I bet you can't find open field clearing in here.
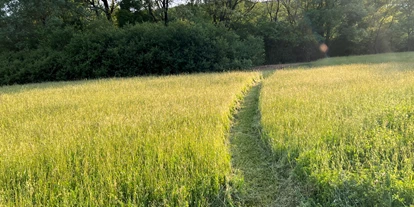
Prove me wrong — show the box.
[0,72,259,206]
[261,53,414,206]
[312,52,414,67]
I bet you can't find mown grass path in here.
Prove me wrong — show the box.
[229,72,286,206]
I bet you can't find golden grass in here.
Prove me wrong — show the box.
[0,72,260,206]
[261,55,414,205]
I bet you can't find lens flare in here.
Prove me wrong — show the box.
[319,43,329,53]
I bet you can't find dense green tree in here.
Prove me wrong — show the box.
[82,0,119,21]
[398,0,414,51]
[116,0,153,26]
[328,0,368,56]
[202,0,257,26]
[0,0,88,51]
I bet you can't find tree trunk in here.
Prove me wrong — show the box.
[145,0,158,22]
[102,0,112,21]
[87,0,100,17]
[275,0,280,22]
[374,16,386,54]
[163,0,169,26]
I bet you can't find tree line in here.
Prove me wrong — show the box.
[0,0,412,85]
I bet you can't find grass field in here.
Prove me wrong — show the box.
[0,72,260,206]
[2,52,414,206]
[311,52,414,67]
[260,52,414,206]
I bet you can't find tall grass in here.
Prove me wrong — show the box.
[260,54,414,206]
[0,72,259,206]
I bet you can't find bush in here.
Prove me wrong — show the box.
[0,21,264,86]
[0,49,63,85]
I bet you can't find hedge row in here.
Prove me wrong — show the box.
[0,21,264,85]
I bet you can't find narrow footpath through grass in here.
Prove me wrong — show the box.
[229,71,303,207]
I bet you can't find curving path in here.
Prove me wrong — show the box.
[229,71,301,207]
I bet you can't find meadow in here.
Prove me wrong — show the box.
[0,72,260,206]
[2,51,414,206]
[260,52,414,206]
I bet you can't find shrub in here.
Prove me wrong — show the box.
[0,21,264,86]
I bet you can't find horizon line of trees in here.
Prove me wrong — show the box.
[0,0,413,85]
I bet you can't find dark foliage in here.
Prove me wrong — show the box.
[0,21,264,85]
